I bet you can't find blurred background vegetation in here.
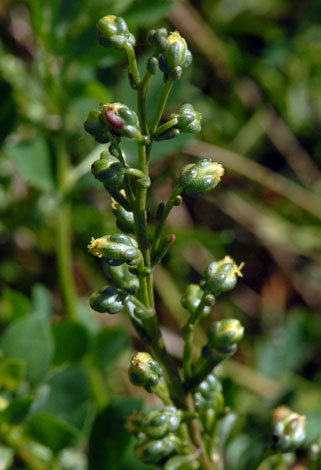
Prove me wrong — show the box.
[0,0,320,469]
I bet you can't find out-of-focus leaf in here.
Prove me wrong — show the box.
[32,284,52,319]
[305,411,321,442]
[256,309,311,378]
[0,446,14,470]
[0,314,53,385]
[0,359,26,392]
[53,321,89,365]
[88,397,143,470]
[224,435,252,470]
[76,300,100,334]
[36,365,92,431]
[6,138,55,192]
[91,328,129,369]
[1,288,31,322]
[125,0,177,25]
[217,412,238,447]
[0,397,33,425]
[25,412,80,454]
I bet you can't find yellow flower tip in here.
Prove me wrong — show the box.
[168,31,187,47]
[132,352,150,368]
[237,262,245,278]
[215,162,224,179]
[88,236,108,258]
[102,15,116,23]
[103,102,121,112]
[218,256,244,278]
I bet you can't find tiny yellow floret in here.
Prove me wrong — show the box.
[88,236,109,258]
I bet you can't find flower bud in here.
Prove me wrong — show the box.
[158,31,192,74]
[89,286,125,314]
[178,160,224,197]
[84,110,108,143]
[170,104,201,134]
[147,56,159,74]
[153,128,180,141]
[129,352,162,392]
[108,264,139,293]
[142,407,182,439]
[165,455,200,470]
[193,373,224,435]
[147,28,169,51]
[88,233,140,266]
[112,198,135,233]
[271,406,306,452]
[126,410,144,438]
[181,284,211,317]
[91,152,125,187]
[205,256,243,295]
[101,103,139,138]
[96,15,135,49]
[207,319,244,354]
[135,434,181,465]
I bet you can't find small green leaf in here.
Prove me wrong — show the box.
[53,321,89,365]
[0,314,53,385]
[0,358,26,392]
[6,137,55,192]
[25,412,80,454]
[91,328,129,369]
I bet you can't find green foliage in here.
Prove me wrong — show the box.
[6,138,55,193]
[0,314,53,385]
[25,413,80,454]
[0,359,26,392]
[91,328,129,369]
[88,397,144,470]
[53,321,89,365]
[0,0,320,469]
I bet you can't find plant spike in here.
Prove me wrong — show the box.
[84,14,307,470]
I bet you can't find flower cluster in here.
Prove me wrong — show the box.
[85,14,308,470]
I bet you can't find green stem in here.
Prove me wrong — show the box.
[185,397,213,470]
[124,44,140,86]
[49,456,59,470]
[151,185,182,258]
[185,349,231,392]
[133,71,154,307]
[125,53,212,470]
[105,132,135,208]
[150,81,174,133]
[183,289,210,380]
[153,117,178,137]
[55,138,77,320]
[151,377,172,405]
